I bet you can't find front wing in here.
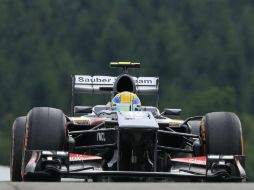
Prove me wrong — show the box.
[23,150,247,182]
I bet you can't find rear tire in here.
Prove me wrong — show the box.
[10,116,26,181]
[23,107,66,181]
[202,112,243,155]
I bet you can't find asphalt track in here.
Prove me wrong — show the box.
[0,182,254,190]
[1,166,253,190]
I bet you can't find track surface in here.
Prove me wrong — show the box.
[1,166,253,190]
[1,182,254,190]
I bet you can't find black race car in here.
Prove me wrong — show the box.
[10,62,247,182]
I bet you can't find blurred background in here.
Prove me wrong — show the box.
[0,0,253,180]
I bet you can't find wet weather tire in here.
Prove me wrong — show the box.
[10,116,26,181]
[203,112,243,155]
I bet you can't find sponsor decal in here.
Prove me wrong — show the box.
[171,156,206,165]
[75,75,157,86]
[97,132,106,142]
[69,117,91,125]
[168,119,184,126]
[69,153,101,162]
[75,75,115,85]
[136,77,158,86]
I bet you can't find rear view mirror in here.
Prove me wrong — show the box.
[163,108,182,116]
[74,106,92,114]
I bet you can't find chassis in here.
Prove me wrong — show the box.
[11,62,247,182]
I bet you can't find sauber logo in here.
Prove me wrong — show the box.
[69,153,101,161]
[75,75,157,86]
[76,76,115,85]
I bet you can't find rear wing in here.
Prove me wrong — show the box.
[72,75,159,95]
[71,75,159,115]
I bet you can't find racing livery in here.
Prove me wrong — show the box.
[10,62,247,182]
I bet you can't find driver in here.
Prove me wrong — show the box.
[112,91,141,111]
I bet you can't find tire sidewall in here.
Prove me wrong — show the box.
[10,116,26,181]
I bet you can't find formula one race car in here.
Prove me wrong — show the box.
[10,62,247,182]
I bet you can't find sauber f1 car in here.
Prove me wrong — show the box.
[10,62,247,182]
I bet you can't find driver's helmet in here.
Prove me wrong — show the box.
[112,91,141,111]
